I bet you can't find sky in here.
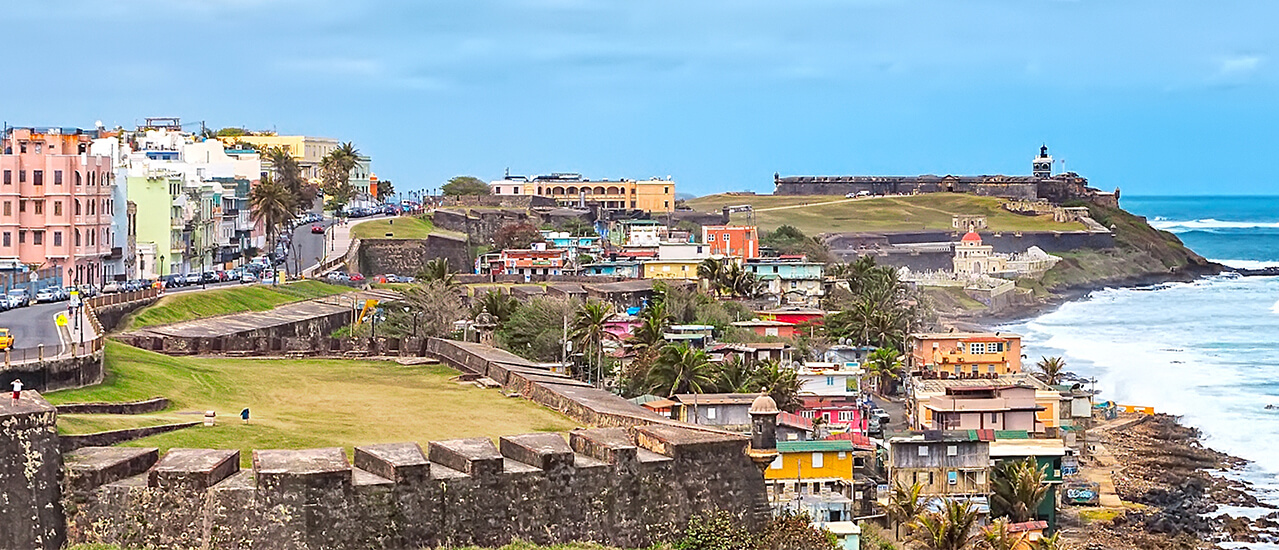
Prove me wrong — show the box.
[4,0,1279,197]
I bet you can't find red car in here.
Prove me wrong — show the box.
[311,224,324,234]
[348,273,366,282]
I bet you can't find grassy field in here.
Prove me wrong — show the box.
[684,193,1084,234]
[48,343,579,466]
[125,280,352,330]
[351,215,465,239]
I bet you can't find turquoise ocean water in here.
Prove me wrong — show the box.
[1000,196,1279,538]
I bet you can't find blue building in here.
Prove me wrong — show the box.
[745,257,825,306]
[581,260,642,278]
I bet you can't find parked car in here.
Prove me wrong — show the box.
[162,275,184,288]
[325,272,350,282]
[0,328,13,350]
[6,289,30,308]
[871,408,891,425]
[35,288,59,303]
[184,273,202,285]
[311,224,325,234]
[348,273,365,282]
[240,272,258,284]
[202,271,218,284]
[102,282,122,294]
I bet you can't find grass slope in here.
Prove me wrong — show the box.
[126,280,351,330]
[49,343,579,466]
[352,215,445,239]
[684,193,1084,234]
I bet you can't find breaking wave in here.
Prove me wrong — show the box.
[1150,218,1279,233]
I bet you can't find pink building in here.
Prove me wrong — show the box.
[925,385,1044,433]
[0,128,116,285]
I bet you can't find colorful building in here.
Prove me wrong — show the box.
[923,385,1045,433]
[581,260,642,278]
[0,127,117,285]
[908,375,1067,435]
[730,319,801,338]
[756,306,828,325]
[218,134,337,181]
[887,432,991,501]
[643,259,701,280]
[490,172,675,213]
[702,224,760,259]
[488,246,566,276]
[745,257,825,306]
[765,440,865,497]
[906,332,1023,376]
[989,438,1067,533]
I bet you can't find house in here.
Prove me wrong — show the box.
[610,219,667,246]
[906,332,1023,376]
[657,242,709,261]
[581,260,642,278]
[756,306,828,326]
[823,345,877,366]
[541,231,603,266]
[923,385,1045,433]
[989,438,1068,533]
[671,393,757,427]
[603,314,641,340]
[778,412,815,441]
[765,440,862,496]
[800,395,867,433]
[487,244,567,277]
[629,394,678,418]
[643,259,702,280]
[745,257,825,306]
[777,495,861,550]
[908,375,1068,436]
[582,279,662,310]
[888,431,991,502]
[710,342,792,365]
[731,319,801,338]
[665,324,715,348]
[702,224,760,260]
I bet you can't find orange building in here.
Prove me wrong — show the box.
[701,225,759,259]
[906,332,1022,376]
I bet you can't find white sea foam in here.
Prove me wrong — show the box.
[1273,300,1279,314]
[1150,218,1279,233]
[1209,259,1279,270]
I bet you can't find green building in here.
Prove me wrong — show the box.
[989,438,1067,534]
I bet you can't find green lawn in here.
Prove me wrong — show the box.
[48,343,580,466]
[684,193,1084,234]
[125,280,352,330]
[352,215,445,239]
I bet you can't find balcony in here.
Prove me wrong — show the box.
[105,247,123,260]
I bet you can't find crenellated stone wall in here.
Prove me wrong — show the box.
[0,391,65,550]
[63,425,766,550]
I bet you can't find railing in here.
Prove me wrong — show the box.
[85,287,160,309]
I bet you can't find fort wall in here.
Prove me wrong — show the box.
[354,235,471,276]
[0,391,65,550]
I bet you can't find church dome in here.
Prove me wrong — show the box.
[750,393,780,415]
[961,231,982,243]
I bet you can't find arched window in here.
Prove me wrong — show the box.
[75,230,81,247]
[75,172,82,186]
[594,186,605,195]
[75,200,81,215]
[567,187,578,195]
[607,186,621,195]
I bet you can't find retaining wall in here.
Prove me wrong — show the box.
[355,235,470,276]
[0,349,104,393]
[0,391,64,550]
[55,397,170,415]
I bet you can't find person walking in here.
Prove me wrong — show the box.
[11,378,22,402]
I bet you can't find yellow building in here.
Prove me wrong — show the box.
[642,260,701,280]
[217,135,338,180]
[765,440,863,498]
[490,173,675,213]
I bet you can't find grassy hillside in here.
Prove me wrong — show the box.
[684,193,1084,234]
[125,280,352,330]
[351,215,438,239]
[49,342,579,467]
[1038,202,1217,291]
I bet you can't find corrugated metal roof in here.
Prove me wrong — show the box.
[778,440,857,453]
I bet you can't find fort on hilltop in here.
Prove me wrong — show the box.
[774,145,1119,207]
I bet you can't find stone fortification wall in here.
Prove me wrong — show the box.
[825,230,1114,254]
[65,424,765,550]
[442,195,558,209]
[774,180,1039,201]
[355,235,470,276]
[0,391,65,550]
[55,397,170,415]
[432,208,531,245]
[0,349,104,393]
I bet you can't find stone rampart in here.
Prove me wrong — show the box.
[441,195,558,209]
[0,349,104,393]
[64,425,765,550]
[355,235,470,276]
[55,397,171,415]
[0,391,65,550]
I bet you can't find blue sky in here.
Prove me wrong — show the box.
[4,1,1278,196]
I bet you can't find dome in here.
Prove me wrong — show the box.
[749,393,780,415]
[961,231,982,243]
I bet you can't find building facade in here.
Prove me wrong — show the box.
[0,127,117,285]
[746,257,825,306]
[702,225,759,260]
[907,332,1023,376]
[490,173,675,213]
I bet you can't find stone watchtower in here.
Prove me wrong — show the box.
[0,391,65,550]
[747,393,780,473]
[1033,145,1053,178]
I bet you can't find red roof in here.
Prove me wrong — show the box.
[778,412,814,431]
[961,231,982,243]
[823,431,875,450]
[1007,520,1048,533]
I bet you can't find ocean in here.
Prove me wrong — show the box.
[1000,196,1279,531]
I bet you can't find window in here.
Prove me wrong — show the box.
[34,143,41,154]
[17,231,23,244]
[947,445,958,456]
[990,412,999,423]
[2,202,8,216]
[53,232,61,246]
[33,201,42,215]
[826,376,835,386]
[947,470,958,485]
[969,342,986,354]
[708,234,715,241]
[800,410,814,419]
[2,232,9,247]
[75,172,81,186]
[991,342,1004,352]
[706,407,717,420]
[54,170,62,185]
[512,187,519,195]
[838,410,853,421]
[33,170,43,185]
[811,452,824,468]
[18,201,25,213]
[664,186,669,194]
[19,142,26,153]
[2,170,9,184]
[33,232,42,245]
[53,201,61,216]
[75,230,81,247]
[75,200,81,215]
[664,200,670,208]
[19,170,26,183]
[918,445,929,457]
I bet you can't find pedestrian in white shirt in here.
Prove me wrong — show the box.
[11,379,22,401]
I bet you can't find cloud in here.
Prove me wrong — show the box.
[1218,54,1264,76]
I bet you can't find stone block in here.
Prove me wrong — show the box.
[500,433,574,472]
[569,428,638,466]
[354,442,430,484]
[633,424,748,459]
[252,447,351,489]
[64,446,159,492]
[148,448,239,490]
[428,438,503,480]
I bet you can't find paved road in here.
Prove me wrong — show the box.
[288,219,336,275]
[0,301,70,353]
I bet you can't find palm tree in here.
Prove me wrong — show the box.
[991,457,1050,523]
[982,518,1028,550]
[416,258,456,287]
[698,258,726,296]
[715,355,757,393]
[886,480,924,539]
[472,290,517,324]
[1034,356,1067,385]
[750,360,802,412]
[249,176,293,257]
[647,343,716,399]
[910,498,982,550]
[570,300,614,386]
[863,347,903,395]
[264,146,304,213]
[320,142,361,210]
[629,303,669,355]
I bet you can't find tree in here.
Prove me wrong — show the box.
[982,518,1029,550]
[264,147,307,214]
[757,510,839,550]
[990,457,1050,523]
[1034,356,1067,386]
[214,127,247,137]
[321,142,360,211]
[647,343,716,398]
[416,258,456,287]
[760,224,835,264]
[376,179,395,203]
[441,175,490,196]
[249,176,293,258]
[1031,532,1064,550]
[698,258,727,296]
[749,360,803,412]
[497,296,577,362]
[401,280,465,338]
[715,355,757,393]
[863,347,903,395]
[570,299,614,385]
[472,289,517,325]
[886,480,924,539]
[909,498,982,550]
[493,222,544,250]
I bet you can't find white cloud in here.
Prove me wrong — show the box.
[1218,54,1264,76]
